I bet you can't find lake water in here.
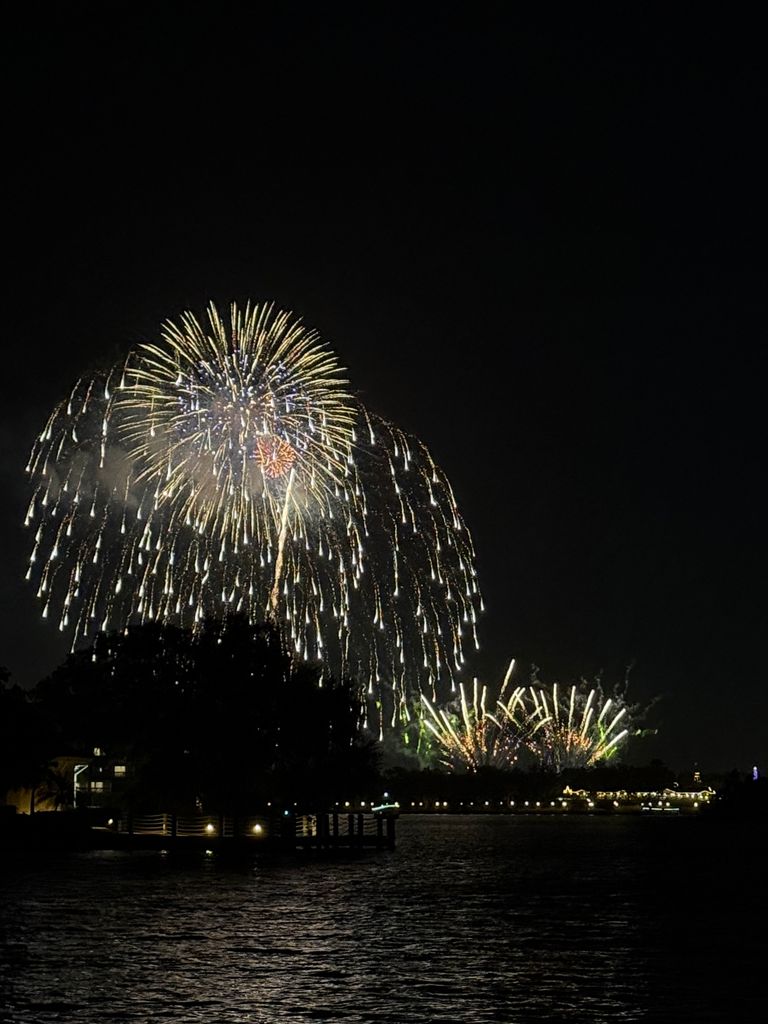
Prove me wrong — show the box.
[1,814,764,1023]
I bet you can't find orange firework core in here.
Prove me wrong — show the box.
[255,435,296,478]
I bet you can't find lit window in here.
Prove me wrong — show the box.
[91,781,105,792]
[113,765,126,776]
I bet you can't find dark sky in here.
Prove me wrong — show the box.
[2,5,765,773]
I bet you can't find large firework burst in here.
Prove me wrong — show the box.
[25,302,482,730]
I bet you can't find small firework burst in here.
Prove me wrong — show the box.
[499,672,634,771]
[420,660,529,771]
[254,435,298,478]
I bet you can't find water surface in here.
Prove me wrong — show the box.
[1,814,764,1022]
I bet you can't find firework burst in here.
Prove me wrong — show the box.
[25,301,481,730]
[422,660,639,773]
[499,674,633,771]
[421,661,530,771]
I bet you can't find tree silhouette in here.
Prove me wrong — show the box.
[25,616,377,813]
[1,669,53,809]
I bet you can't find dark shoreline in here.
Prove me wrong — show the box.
[1,802,761,862]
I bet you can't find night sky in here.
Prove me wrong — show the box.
[2,6,765,773]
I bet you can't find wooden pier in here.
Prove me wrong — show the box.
[88,809,396,853]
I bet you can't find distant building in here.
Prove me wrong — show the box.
[2,749,133,813]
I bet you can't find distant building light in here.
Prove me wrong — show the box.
[114,765,126,776]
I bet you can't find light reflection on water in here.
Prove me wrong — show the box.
[1,815,764,1023]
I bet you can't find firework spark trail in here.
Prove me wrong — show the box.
[269,467,296,615]
[25,301,482,731]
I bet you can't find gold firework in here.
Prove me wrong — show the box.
[24,301,483,733]
[499,679,632,771]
